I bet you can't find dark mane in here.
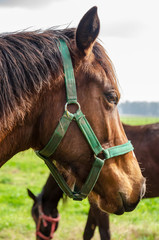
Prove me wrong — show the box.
[0,28,75,131]
[0,27,117,132]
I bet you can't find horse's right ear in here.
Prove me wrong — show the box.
[27,188,37,202]
[76,6,100,56]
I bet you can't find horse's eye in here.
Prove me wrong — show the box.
[105,91,118,105]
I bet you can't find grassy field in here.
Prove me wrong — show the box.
[121,115,159,125]
[0,116,159,240]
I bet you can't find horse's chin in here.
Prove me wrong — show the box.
[99,199,126,216]
[89,192,122,215]
[97,196,125,215]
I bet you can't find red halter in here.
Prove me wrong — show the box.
[36,205,60,240]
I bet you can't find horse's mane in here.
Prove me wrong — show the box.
[0,28,75,131]
[0,28,117,132]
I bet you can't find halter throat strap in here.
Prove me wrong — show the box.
[36,39,134,201]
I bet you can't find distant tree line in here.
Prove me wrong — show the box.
[118,101,159,116]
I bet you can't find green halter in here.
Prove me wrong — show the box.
[36,39,134,201]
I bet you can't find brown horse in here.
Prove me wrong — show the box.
[28,122,159,240]
[0,6,145,215]
[27,176,63,240]
[83,122,159,239]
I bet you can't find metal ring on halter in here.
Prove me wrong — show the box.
[94,148,107,161]
[65,101,81,117]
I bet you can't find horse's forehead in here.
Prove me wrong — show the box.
[78,54,118,91]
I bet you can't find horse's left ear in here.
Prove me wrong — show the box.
[76,6,100,56]
[27,188,37,203]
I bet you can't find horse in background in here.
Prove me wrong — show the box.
[123,123,159,198]
[28,123,159,239]
[0,6,145,215]
[27,175,63,240]
[28,174,110,240]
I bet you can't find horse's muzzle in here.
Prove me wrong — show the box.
[115,178,146,215]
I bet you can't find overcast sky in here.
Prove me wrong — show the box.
[0,0,158,102]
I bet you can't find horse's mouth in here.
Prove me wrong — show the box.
[115,192,140,215]
[98,192,140,215]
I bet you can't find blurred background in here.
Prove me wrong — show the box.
[0,1,159,239]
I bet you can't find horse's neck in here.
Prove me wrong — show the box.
[0,123,35,166]
[42,174,63,212]
[0,91,52,166]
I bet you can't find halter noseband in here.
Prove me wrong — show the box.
[36,204,60,240]
[36,39,134,201]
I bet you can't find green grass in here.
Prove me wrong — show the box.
[110,198,159,240]
[121,115,159,125]
[0,116,159,239]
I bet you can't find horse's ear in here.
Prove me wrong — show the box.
[27,188,37,202]
[76,6,100,55]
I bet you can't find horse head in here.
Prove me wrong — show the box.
[38,7,145,214]
[27,188,61,240]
